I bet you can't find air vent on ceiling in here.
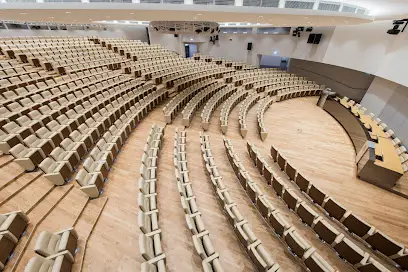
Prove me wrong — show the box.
[140,0,161,3]
[6,0,36,2]
[356,8,366,14]
[261,0,279,7]
[214,0,234,5]
[285,0,315,9]
[257,27,291,35]
[90,0,132,2]
[243,0,261,6]
[221,27,253,34]
[163,0,184,3]
[193,0,214,4]
[318,2,340,11]
[341,5,357,13]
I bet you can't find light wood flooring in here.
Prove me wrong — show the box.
[0,94,407,271]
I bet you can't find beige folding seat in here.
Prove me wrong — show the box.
[114,119,131,138]
[225,204,244,226]
[304,251,335,272]
[65,108,85,125]
[83,157,109,179]
[31,94,47,105]
[202,253,223,272]
[89,142,113,165]
[24,134,53,157]
[3,90,18,101]
[397,146,407,155]
[0,211,29,241]
[248,241,280,272]
[96,138,118,158]
[60,137,86,160]
[341,213,374,239]
[9,144,44,171]
[7,101,29,115]
[0,106,20,123]
[3,121,31,141]
[20,97,38,109]
[34,228,78,258]
[139,232,164,262]
[50,147,79,171]
[246,182,263,204]
[284,228,314,259]
[358,257,389,272]
[365,231,403,257]
[392,137,401,147]
[270,146,278,162]
[312,217,340,245]
[295,172,310,193]
[235,221,259,248]
[78,123,99,144]
[333,235,369,265]
[92,111,110,130]
[0,130,21,154]
[138,210,159,234]
[0,231,18,271]
[186,212,206,235]
[272,177,284,197]
[56,114,78,133]
[385,129,394,139]
[74,104,92,119]
[69,129,92,150]
[140,164,157,183]
[323,198,347,221]
[28,110,51,126]
[103,131,123,150]
[39,104,60,120]
[283,189,301,211]
[39,157,72,185]
[269,210,290,237]
[35,127,63,148]
[75,169,104,198]
[138,192,157,213]
[24,251,74,272]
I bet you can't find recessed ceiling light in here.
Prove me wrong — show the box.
[89,19,92,21]
[197,13,202,15]
[20,13,27,15]
[49,16,55,19]
[259,15,263,17]
[129,12,134,15]
[65,11,71,14]
[256,23,260,25]
[190,38,193,41]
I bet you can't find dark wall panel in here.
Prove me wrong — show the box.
[288,58,374,102]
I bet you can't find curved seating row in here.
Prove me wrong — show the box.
[264,82,316,96]
[238,92,261,138]
[257,96,274,141]
[200,85,237,131]
[268,144,407,271]
[249,142,393,271]
[224,69,282,84]
[75,85,168,198]
[173,129,223,272]
[173,67,233,92]
[8,76,144,171]
[200,133,279,272]
[224,138,334,272]
[219,88,249,134]
[0,211,29,270]
[239,75,303,90]
[276,86,323,101]
[182,82,227,127]
[163,79,217,124]
[138,124,166,272]
[25,227,78,272]
[163,64,220,88]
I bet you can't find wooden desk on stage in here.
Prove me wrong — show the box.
[322,97,403,189]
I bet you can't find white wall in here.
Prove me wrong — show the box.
[0,25,149,41]
[260,55,282,67]
[361,77,408,146]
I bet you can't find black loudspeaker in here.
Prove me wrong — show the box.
[307,34,315,44]
[247,42,252,50]
[313,34,322,44]
[174,34,178,38]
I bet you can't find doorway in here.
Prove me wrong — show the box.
[184,43,198,58]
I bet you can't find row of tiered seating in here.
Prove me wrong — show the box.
[238,92,261,137]
[257,96,274,141]
[239,75,304,91]
[0,211,29,270]
[163,79,218,124]
[276,86,323,101]
[200,85,237,131]
[219,88,249,134]
[181,82,227,127]
[266,144,407,271]
[200,133,279,272]
[224,138,335,272]
[25,228,78,272]
[174,129,223,271]
[172,67,233,91]
[340,97,408,172]
[224,68,282,84]
[263,81,315,96]
[138,124,166,272]
[193,53,256,70]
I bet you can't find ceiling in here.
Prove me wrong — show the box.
[0,3,373,26]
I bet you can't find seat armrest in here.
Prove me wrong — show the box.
[46,250,74,262]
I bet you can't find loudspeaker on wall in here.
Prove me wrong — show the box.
[247,42,252,50]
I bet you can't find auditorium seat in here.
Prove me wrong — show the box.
[83,157,110,179]
[357,257,390,272]
[365,231,403,257]
[263,166,273,185]
[192,230,217,260]
[75,169,104,198]
[304,251,335,272]
[295,173,310,193]
[333,235,369,265]
[202,253,223,272]
[3,121,31,141]
[0,211,29,241]
[277,154,286,171]
[308,185,327,206]
[139,231,164,262]
[39,157,72,185]
[246,182,263,203]
[0,129,20,154]
[138,210,159,234]
[9,144,44,171]
[47,120,71,138]
[313,218,340,245]
[284,228,314,259]
[285,162,296,181]
[24,134,53,157]
[25,251,74,272]
[141,259,166,272]
[236,221,258,247]
[269,210,290,237]
[341,212,374,239]
[36,127,63,148]
[272,177,285,197]
[283,189,301,211]
[34,228,78,258]
[296,202,319,227]
[248,241,280,272]
[138,192,157,212]
[49,147,80,171]
[225,204,245,226]
[0,231,17,271]
[61,138,87,159]
[256,195,276,218]
[323,198,347,221]
[16,115,42,132]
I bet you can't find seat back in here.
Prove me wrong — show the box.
[313,219,339,245]
[308,185,326,206]
[323,198,346,221]
[365,231,403,257]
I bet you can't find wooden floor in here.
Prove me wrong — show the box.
[1,94,408,271]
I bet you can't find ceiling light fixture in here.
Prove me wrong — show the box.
[129,12,134,15]
[65,11,71,14]
[20,13,27,15]
[190,38,193,41]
